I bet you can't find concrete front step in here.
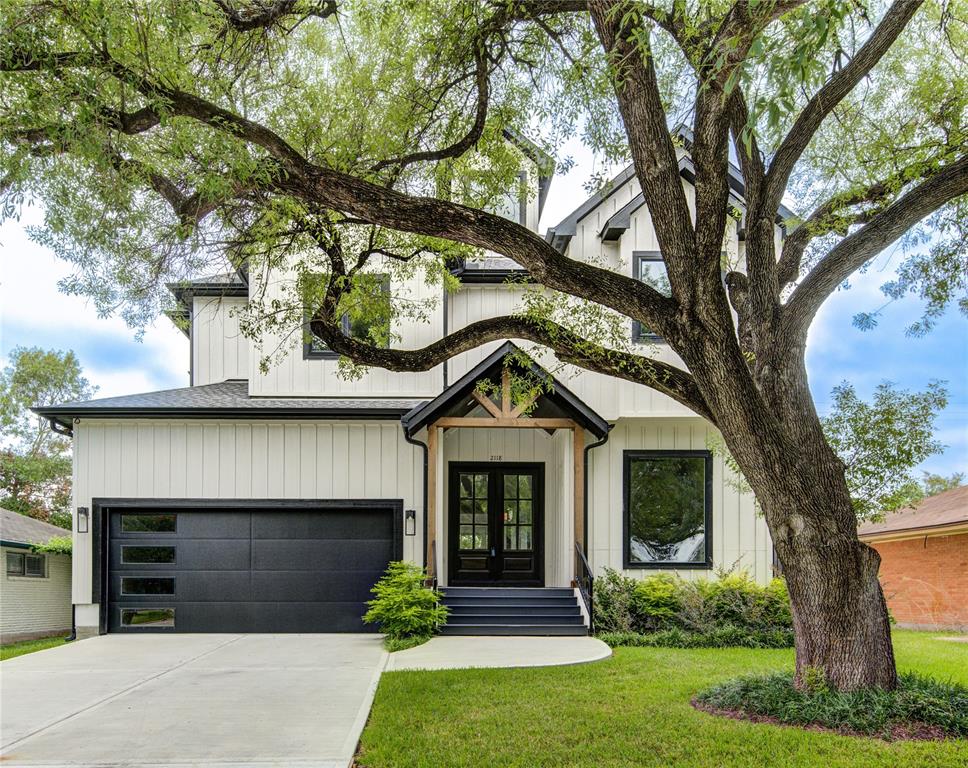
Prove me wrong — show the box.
[444,597,579,608]
[439,624,588,636]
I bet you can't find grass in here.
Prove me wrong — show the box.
[385,635,431,653]
[357,630,968,768]
[1,635,68,661]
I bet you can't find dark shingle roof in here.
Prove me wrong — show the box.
[33,380,427,431]
[1,508,69,548]
[858,486,968,539]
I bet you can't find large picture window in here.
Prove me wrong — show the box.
[304,274,391,359]
[632,251,670,343]
[623,450,712,568]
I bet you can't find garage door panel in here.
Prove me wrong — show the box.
[248,570,385,602]
[106,503,400,633]
[251,539,394,571]
[251,510,393,539]
[110,539,252,571]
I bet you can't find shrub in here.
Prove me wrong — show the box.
[631,573,681,631]
[695,672,968,739]
[600,625,794,649]
[594,568,794,648]
[593,568,639,633]
[363,562,448,644]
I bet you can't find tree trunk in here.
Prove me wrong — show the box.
[680,332,898,691]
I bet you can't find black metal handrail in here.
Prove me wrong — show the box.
[575,542,594,634]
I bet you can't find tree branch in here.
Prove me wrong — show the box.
[783,153,968,335]
[777,154,960,287]
[309,313,714,421]
[211,0,337,32]
[763,0,924,214]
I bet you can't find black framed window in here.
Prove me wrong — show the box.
[623,450,713,568]
[6,552,46,578]
[121,546,176,564]
[120,608,175,628]
[121,514,176,533]
[121,577,175,596]
[304,275,391,359]
[632,251,670,343]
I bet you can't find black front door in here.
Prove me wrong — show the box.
[448,463,544,586]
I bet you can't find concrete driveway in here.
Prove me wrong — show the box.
[0,634,387,767]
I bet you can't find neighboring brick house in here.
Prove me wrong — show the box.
[0,508,73,643]
[859,486,968,632]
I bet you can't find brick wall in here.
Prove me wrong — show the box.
[0,546,72,642]
[871,532,968,631]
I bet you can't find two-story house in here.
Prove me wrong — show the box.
[36,130,788,639]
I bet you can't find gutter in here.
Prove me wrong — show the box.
[402,429,430,574]
[582,425,613,555]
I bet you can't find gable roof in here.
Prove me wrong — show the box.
[33,380,426,433]
[858,485,968,541]
[545,126,797,253]
[1,507,69,549]
[400,341,609,439]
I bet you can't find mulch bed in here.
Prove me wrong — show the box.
[691,699,955,742]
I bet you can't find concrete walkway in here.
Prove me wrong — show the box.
[0,634,387,767]
[385,635,611,671]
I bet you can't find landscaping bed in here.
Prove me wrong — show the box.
[694,671,968,741]
[1,635,68,661]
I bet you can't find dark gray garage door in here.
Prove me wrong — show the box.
[104,502,402,633]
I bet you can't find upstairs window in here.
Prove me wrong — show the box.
[305,275,391,359]
[632,251,670,343]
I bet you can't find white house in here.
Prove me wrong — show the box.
[0,508,72,643]
[35,131,788,638]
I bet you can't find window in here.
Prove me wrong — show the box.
[6,552,45,578]
[632,251,670,343]
[122,578,175,596]
[120,608,175,628]
[121,514,176,533]
[457,472,489,550]
[121,546,176,564]
[305,275,391,359]
[623,450,712,568]
[502,473,534,551]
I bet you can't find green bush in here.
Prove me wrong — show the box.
[32,535,72,555]
[363,562,448,643]
[695,672,968,739]
[599,625,794,649]
[593,568,793,647]
[592,568,640,633]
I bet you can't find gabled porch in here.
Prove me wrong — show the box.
[401,342,609,630]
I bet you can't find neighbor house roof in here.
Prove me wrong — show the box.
[858,485,968,542]
[401,341,609,439]
[1,507,69,549]
[32,380,426,433]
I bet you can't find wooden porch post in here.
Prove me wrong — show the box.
[427,423,438,579]
[573,426,585,557]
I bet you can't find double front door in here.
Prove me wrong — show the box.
[447,463,544,586]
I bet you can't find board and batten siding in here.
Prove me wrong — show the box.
[71,419,424,609]
[588,418,773,585]
[192,297,249,386]
[0,547,72,642]
[247,264,444,398]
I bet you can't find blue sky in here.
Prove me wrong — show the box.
[1,149,965,478]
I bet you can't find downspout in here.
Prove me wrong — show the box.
[441,289,449,388]
[402,428,429,574]
[582,425,613,559]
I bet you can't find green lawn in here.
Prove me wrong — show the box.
[0,635,68,661]
[357,630,968,768]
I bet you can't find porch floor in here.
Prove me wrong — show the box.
[384,636,611,671]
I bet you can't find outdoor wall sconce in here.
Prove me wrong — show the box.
[404,509,416,536]
[76,507,89,534]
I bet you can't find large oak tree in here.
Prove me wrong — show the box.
[2,0,965,690]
